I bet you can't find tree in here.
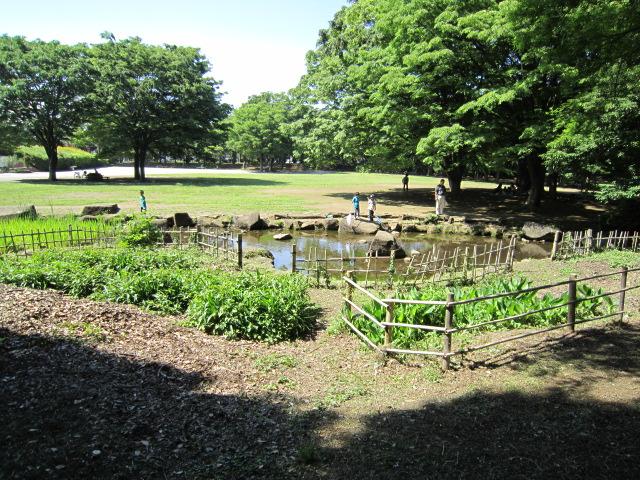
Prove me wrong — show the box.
[90,35,227,181]
[226,92,295,171]
[0,36,91,180]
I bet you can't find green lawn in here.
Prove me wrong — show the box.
[0,172,490,217]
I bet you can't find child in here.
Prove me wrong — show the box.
[402,172,409,192]
[352,192,360,219]
[367,194,376,221]
[139,190,147,213]
[434,179,447,215]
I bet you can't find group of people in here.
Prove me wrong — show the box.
[351,176,449,221]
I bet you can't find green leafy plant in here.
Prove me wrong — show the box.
[117,216,163,247]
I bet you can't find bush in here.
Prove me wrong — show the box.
[186,271,316,343]
[117,216,163,247]
[15,145,100,171]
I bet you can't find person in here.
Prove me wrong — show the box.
[434,179,447,215]
[352,192,360,219]
[402,172,409,192]
[139,190,147,213]
[367,194,377,221]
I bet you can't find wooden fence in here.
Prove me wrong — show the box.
[551,229,640,260]
[293,236,517,288]
[342,265,639,370]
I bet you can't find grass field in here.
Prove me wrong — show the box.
[0,169,604,228]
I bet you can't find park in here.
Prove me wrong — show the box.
[1,1,639,479]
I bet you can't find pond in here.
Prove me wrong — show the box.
[241,230,551,271]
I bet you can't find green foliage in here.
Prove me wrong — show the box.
[570,251,640,269]
[0,247,317,342]
[116,215,163,247]
[15,145,98,171]
[186,271,316,343]
[351,275,614,350]
[317,373,369,409]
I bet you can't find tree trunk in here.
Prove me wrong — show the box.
[44,143,58,182]
[517,158,531,192]
[547,172,558,199]
[134,146,147,182]
[446,165,464,195]
[526,156,546,210]
[259,155,264,172]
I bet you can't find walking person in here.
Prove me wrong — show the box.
[352,192,360,219]
[367,194,377,221]
[139,190,147,213]
[434,179,447,215]
[402,172,409,192]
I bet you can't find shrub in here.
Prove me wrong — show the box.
[186,271,316,343]
[117,216,163,247]
[15,145,100,171]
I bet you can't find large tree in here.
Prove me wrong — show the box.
[90,35,227,181]
[0,36,91,180]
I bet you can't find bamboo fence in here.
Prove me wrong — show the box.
[551,229,640,260]
[294,236,517,288]
[342,265,639,370]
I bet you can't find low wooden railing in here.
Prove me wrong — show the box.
[551,229,640,260]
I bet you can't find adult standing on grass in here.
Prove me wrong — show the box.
[434,179,447,215]
[139,190,147,213]
[402,172,409,192]
[352,192,360,219]
[367,194,377,221]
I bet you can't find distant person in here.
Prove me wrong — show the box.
[434,179,447,215]
[139,190,147,213]
[352,192,360,219]
[367,194,377,221]
[402,172,409,192]
[493,182,503,195]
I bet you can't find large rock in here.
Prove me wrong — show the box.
[273,233,292,241]
[322,218,339,231]
[298,221,317,231]
[198,215,230,229]
[522,222,557,241]
[81,204,119,216]
[338,216,380,235]
[233,213,267,230]
[283,219,301,230]
[173,212,195,228]
[368,230,406,259]
[151,218,170,229]
[0,205,37,220]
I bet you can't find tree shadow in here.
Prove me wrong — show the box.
[15,176,285,187]
[0,328,332,479]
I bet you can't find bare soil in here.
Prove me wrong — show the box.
[1,256,639,479]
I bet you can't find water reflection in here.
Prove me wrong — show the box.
[241,231,550,271]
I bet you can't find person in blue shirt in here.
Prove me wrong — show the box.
[139,190,147,213]
[352,192,360,218]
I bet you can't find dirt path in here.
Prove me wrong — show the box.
[1,256,639,479]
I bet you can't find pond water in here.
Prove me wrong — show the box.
[242,230,551,271]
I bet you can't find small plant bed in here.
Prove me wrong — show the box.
[347,275,615,353]
[0,246,317,342]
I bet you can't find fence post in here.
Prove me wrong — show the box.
[344,270,355,315]
[619,266,628,325]
[550,231,561,260]
[291,243,297,273]
[442,292,454,371]
[237,233,243,269]
[68,225,73,248]
[567,274,577,333]
[384,302,394,353]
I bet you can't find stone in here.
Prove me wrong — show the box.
[401,223,419,233]
[388,222,402,232]
[173,212,195,227]
[392,231,401,238]
[339,216,380,235]
[411,249,421,256]
[163,232,173,243]
[283,219,301,230]
[233,213,267,230]
[81,204,119,216]
[0,205,37,220]
[80,215,98,222]
[151,218,169,229]
[273,233,292,241]
[522,222,557,241]
[368,230,406,259]
[322,218,339,231]
[198,215,230,229]
[299,221,316,231]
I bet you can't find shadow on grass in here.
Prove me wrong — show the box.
[16,176,286,188]
[2,322,638,479]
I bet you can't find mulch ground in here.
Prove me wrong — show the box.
[2,256,640,479]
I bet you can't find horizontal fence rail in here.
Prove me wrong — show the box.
[342,265,640,370]
[295,236,517,288]
[551,229,640,260]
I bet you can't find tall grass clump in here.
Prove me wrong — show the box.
[350,276,614,350]
[0,246,317,342]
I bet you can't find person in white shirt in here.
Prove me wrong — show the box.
[434,179,447,215]
[367,194,377,221]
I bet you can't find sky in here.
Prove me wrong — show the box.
[0,0,349,106]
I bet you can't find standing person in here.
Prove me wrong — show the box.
[367,194,377,221]
[434,179,447,215]
[402,172,409,192]
[139,190,147,213]
[352,192,360,218]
